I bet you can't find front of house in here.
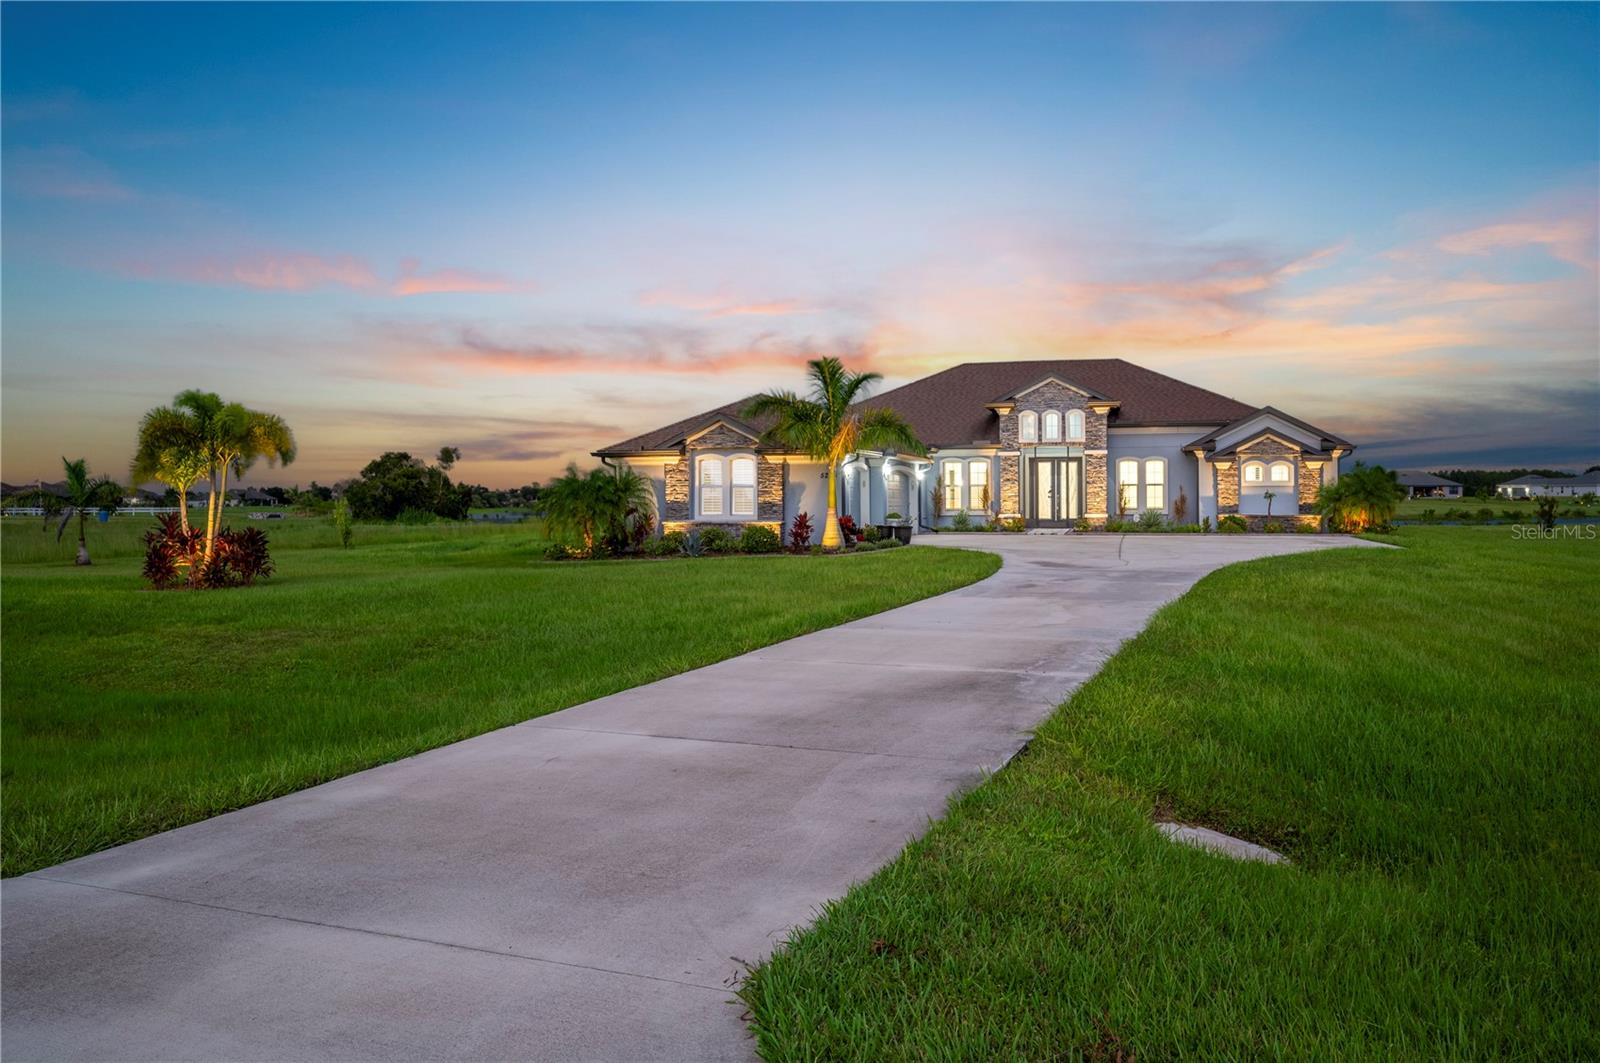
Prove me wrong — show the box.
[594,359,1355,542]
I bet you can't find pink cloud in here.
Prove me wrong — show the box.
[392,259,520,296]
[120,252,380,291]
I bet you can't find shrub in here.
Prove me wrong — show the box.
[1170,523,1203,533]
[1218,514,1247,534]
[1200,516,1212,533]
[1172,488,1188,524]
[885,511,903,522]
[1295,521,1321,534]
[679,530,706,557]
[1003,517,1026,533]
[740,524,781,554]
[1535,496,1560,530]
[1315,462,1403,532]
[1075,518,1091,532]
[395,507,438,525]
[854,540,880,551]
[642,536,677,557]
[143,514,274,589]
[878,536,903,548]
[1263,520,1285,534]
[1135,509,1166,532]
[332,497,354,548]
[699,525,736,554]
[951,511,973,532]
[1419,508,1438,524]
[838,515,860,546]
[660,530,687,553]
[543,543,575,561]
[862,524,882,543]
[789,512,814,553]
[1104,519,1131,533]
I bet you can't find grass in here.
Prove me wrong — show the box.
[740,526,1599,1060]
[0,519,998,876]
[1396,495,1598,519]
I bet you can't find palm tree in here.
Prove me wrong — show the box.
[178,391,296,562]
[131,400,210,533]
[744,357,923,548]
[58,457,122,565]
[1315,462,1403,533]
[540,463,653,556]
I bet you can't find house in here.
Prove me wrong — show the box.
[1496,472,1600,499]
[1395,470,1463,499]
[595,359,1355,540]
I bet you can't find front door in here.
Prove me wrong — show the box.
[1031,458,1082,526]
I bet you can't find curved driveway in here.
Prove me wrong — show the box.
[3,533,1386,1061]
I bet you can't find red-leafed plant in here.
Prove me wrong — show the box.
[143,512,274,589]
[837,514,860,546]
[789,511,814,552]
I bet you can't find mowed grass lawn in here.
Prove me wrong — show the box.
[742,526,1599,1060]
[1,517,999,875]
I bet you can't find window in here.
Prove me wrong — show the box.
[1117,458,1139,513]
[886,471,909,516]
[969,460,989,511]
[730,457,757,516]
[942,462,963,512]
[1042,410,1061,442]
[1144,459,1165,510]
[1066,410,1084,440]
[698,457,724,516]
[1243,462,1266,483]
[1019,411,1038,443]
[1269,462,1293,484]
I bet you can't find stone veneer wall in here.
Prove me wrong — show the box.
[1085,459,1107,519]
[661,422,785,529]
[1297,456,1321,514]
[1216,461,1239,513]
[999,454,1020,517]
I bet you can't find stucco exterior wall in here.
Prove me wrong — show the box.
[1107,429,1203,521]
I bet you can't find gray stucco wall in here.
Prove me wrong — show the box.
[783,460,829,543]
[1106,429,1202,520]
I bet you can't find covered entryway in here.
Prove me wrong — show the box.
[1030,457,1083,527]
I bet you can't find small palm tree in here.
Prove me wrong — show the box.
[541,463,653,556]
[744,357,923,548]
[58,457,122,565]
[1315,462,1403,533]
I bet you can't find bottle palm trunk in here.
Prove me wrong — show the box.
[821,464,843,548]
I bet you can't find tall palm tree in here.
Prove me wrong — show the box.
[744,357,923,548]
[58,457,122,566]
[131,400,209,533]
[201,403,297,562]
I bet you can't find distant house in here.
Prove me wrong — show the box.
[1395,471,1462,499]
[1497,472,1600,499]
[240,487,278,506]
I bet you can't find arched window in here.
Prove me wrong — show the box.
[941,462,964,512]
[969,460,989,511]
[1117,458,1139,513]
[730,457,757,516]
[1019,411,1038,443]
[1066,410,1084,440]
[1042,410,1062,442]
[698,456,725,516]
[886,471,909,517]
[1243,461,1266,484]
[1144,459,1166,510]
[1269,461,1293,484]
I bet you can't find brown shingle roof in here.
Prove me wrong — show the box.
[856,359,1258,446]
[596,359,1259,455]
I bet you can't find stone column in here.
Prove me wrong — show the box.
[999,453,1021,518]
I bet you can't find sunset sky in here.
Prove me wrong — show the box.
[3,2,1596,489]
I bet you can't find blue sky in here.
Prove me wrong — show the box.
[4,2,1597,486]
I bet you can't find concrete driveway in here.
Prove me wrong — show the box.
[2,533,1387,1061]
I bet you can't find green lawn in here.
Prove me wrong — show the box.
[741,526,1599,1060]
[1396,495,1598,519]
[0,520,998,875]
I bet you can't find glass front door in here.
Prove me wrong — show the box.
[1032,458,1082,525]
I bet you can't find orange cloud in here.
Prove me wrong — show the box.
[392,260,519,296]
